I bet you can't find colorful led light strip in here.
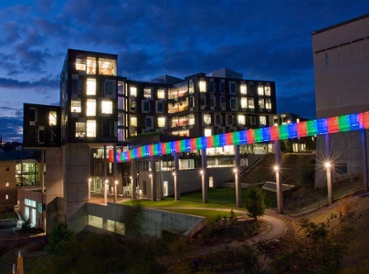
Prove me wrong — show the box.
[110,111,369,163]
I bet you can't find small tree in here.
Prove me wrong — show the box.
[245,186,266,220]
[45,222,76,255]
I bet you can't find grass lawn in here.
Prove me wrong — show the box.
[121,187,276,222]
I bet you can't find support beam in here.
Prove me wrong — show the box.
[234,145,241,207]
[360,129,368,193]
[130,160,137,199]
[173,152,180,200]
[201,148,208,203]
[274,140,283,214]
[150,157,157,201]
[325,134,333,206]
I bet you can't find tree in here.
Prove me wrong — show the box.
[45,222,76,255]
[245,186,266,220]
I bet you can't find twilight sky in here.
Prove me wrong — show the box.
[0,0,368,143]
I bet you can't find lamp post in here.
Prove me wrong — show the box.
[200,169,207,203]
[114,180,118,203]
[88,178,91,200]
[233,168,241,207]
[173,171,179,200]
[274,165,283,214]
[104,179,108,204]
[325,161,333,205]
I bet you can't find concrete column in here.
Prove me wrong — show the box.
[274,140,283,213]
[130,160,137,199]
[360,129,369,193]
[174,152,180,200]
[103,145,107,204]
[201,148,208,203]
[325,134,333,205]
[113,145,117,203]
[150,157,157,201]
[234,145,241,207]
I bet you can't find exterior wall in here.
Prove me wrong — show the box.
[17,187,45,227]
[0,160,17,212]
[313,15,369,118]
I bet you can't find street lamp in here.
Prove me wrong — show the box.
[274,165,283,213]
[114,180,118,203]
[88,178,91,200]
[325,161,333,205]
[104,179,109,204]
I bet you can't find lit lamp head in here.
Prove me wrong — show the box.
[274,165,279,172]
[200,169,203,175]
[149,174,152,178]
[325,161,331,169]
[233,168,237,173]
[172,172,176,177]
[114,180,118,185]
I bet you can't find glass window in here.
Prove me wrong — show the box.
[258,85,264,96]
[71,99,81,113]
[266,99,272,110]
[118,81,124,95]
[210,96,216,108]
[265,85,271,96]
[209,79,215,93]
[240,83,247,94]
[199,80,206,92]
[101,100,113,114]
[86,78,96,95]
[220,80,225,94]
[104,80,116,96]
[229,82,237,94]
[204,128,212,137]
[142,101,150,112]
[189,80,194,94]
[156,101,164,113]
[258,99,265,110]
[76,122,86,137]
[145,117,153,128]
[86,99,96,116]
[227,114,234,125]
[248,98,255,109]
[220,96,226,109]
[76,57,86,71]
[158,117,166,128]
[129,100,136,111]
[86,120,96,137]
[144,88,152,98]
[189,114,195,125]
[215,114,222,125]
[238,115,246,125]
[130,116,137,127]
[49,111,57,126]
[240,97,247,109]
[230,98,238,110]
[86,57,96,74]
[130,86,137,97]
[259,116,267,126]
[71,75,80,94]
[98,58,117,76]
[203,114,211,125]
[157,89,165,99]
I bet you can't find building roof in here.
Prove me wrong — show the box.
[206,68,243,79]
[312,13,369,35]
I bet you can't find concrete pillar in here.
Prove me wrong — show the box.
[150,157,157,201]
[130,160,137,199]
[234,145,241,207]
[113,145,117,203]
[103,145,107,204]
[325,134,333,205]
[174,153,180,200]
[360,129,369,193]
[274,140,283,214]
[201,148,208,203]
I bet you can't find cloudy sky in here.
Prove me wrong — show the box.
[0,0,368,143]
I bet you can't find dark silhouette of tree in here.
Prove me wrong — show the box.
[245,186,266,220]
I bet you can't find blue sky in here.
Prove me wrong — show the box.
[0,0,368,142]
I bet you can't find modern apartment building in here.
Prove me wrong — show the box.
[22,48,278,232]
[312,14,369,187]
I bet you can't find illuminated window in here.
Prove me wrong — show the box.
[130,116,137,127]
[76,57,86,71]
[258,99,265,110]
[157,89,165,99]
[189,114,195,125]
[86,99,96,116]
[144,88,152,98]
[258,85,264,96]
[101,100,113,114]
[189,80,194,94]
[76,122,86,137]
[238,115,246,125]
[259,116,267,126]
[204,128,212,137]
[130,86,137,97]
[240,84,247,94]
[129,99,136,111]
[240,98,247,109]
[265,99,272,110]
[265,85,271,96]
[86,120,96,137]
[5,195,8,200]
[86,78,96,95]
[199,80,206,92]
[5,180,9,187]
[71,99,81,113]
[248,98,255,109]
[86,57,96,74]
[49,111,57,126]
[98,58,117,76]
[158,117,166,128]
[203,114,211,125]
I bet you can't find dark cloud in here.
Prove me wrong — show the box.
[0,76,58,90]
